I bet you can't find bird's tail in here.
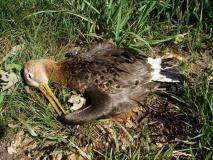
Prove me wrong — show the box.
[147,57,187,83]
[147,57,187,94]
[147,57,213,94]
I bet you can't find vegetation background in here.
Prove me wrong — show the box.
[0,0,212,159]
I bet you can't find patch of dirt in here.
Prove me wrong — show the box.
[0,128,20,160]
[0,140,14,160]
[186,43,213,79]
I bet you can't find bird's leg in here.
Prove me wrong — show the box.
[60,86,113,125]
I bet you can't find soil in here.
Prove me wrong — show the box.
[0,128,21,160]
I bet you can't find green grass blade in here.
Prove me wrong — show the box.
[23,10,94,24]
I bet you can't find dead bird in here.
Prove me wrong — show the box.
[23,42,186,125]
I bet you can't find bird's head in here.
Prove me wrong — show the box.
[24,59,66,116]
[24,59,56,87]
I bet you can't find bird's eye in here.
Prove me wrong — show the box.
[28,74,32,79]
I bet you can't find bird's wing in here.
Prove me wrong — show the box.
[60,85,113,124]
[65,41,115,59]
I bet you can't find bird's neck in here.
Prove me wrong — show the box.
[46,63,68,88]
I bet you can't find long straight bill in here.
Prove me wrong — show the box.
[39,82,66,116]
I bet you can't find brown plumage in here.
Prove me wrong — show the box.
[24,42,185,124]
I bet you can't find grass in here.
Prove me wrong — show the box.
[172,74,213,159]
[0,0,213,159]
